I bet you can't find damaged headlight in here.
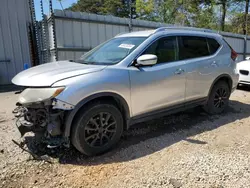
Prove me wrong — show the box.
[18,87,65,104]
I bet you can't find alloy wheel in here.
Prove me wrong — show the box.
[84,112,117,147]
[214,88,228,109]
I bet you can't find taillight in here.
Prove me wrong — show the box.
[231,48,238,61]
[223,38,238,61]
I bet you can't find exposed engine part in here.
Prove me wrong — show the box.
[13,106,48,136]
[47,112,62,136]
[13,106,28,117]
[13,105,64,137]
[13,98,71,149]
[25,108,48,127]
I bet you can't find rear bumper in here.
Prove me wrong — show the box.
[238,71,250,85]
[238,80,250,85]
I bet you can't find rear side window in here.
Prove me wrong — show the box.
[179,36,210,60]
[207,38,220,54]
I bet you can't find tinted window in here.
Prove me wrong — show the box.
[179,36,209,60]
[142,36,177,64]
[207,38,220,54]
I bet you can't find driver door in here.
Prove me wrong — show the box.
[129,36,186,117]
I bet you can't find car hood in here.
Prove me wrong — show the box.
[12,61,106,87]
[237,60,250,70]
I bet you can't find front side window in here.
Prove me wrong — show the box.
[77,37,146,65]
[179,36,210,60]
[142,36,178,64]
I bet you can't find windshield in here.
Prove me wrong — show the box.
[76,37,147,65]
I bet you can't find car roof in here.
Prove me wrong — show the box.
[115,27,221,39]
[115,30,156,37]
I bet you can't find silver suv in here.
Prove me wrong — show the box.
[12,27,239,156]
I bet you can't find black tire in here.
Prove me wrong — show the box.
[71,101,123,156]
[204,81,230,114]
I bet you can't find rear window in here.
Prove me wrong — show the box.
[207,38,220,54]
[179,36,210,60]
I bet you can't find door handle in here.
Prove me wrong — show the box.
[175,68,184,75]
[211,61,218,67]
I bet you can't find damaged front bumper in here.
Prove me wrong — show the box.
[13,88,75,148]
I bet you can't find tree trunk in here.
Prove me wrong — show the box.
[243,0,250,35]
[221,1,226,31]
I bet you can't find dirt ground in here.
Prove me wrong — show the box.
[1,88,250,188]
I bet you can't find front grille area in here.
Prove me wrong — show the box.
[240,70,249,75]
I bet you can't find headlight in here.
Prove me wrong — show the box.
[18,87,65,104]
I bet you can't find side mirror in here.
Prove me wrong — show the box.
[136,54,157,66]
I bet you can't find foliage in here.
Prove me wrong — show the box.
[66,0,250,34]
[231,13,250,34]
[68,0,102,14]
[67,0,132,17]
[136,0,156,21]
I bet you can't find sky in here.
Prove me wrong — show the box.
[34,0,77,20]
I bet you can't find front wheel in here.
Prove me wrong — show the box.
[204,81,230,114]
[71,102,123,156]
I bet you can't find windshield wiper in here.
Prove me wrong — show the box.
[75,60,96,64]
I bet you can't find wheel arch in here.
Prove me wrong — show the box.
[208,74,233,98]
[63,92,130,138]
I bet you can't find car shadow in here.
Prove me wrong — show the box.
[24,99,250,166]
[237,85,250,92]
[0,85,22,93]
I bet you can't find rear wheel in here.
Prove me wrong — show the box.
[71,102,123,156]
[204,81,230,114]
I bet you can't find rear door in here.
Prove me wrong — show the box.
[180,36,220,103]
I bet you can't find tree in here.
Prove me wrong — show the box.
[193,1,218,29]
[68,0,103,14]
[67,0,133,17]
[231,13,250,34]
[214,0,243,31]
[243,0,250,34]
[218,0,227,31]
[101,0,126,17]
[135,0,156,21]
[156,0,182,25]
[154,0,217,27]
[66,0,250,35]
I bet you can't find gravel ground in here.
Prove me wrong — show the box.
[1,88,250,188]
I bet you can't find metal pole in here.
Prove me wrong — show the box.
[244,0,249,35]
[245,0,249,59]
[49,0,58,61]
[129,0,132,32]
[29,0,40,65]
[40,0,48,63]
[58,0,66,16]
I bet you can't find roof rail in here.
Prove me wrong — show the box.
[154,26,216,34]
